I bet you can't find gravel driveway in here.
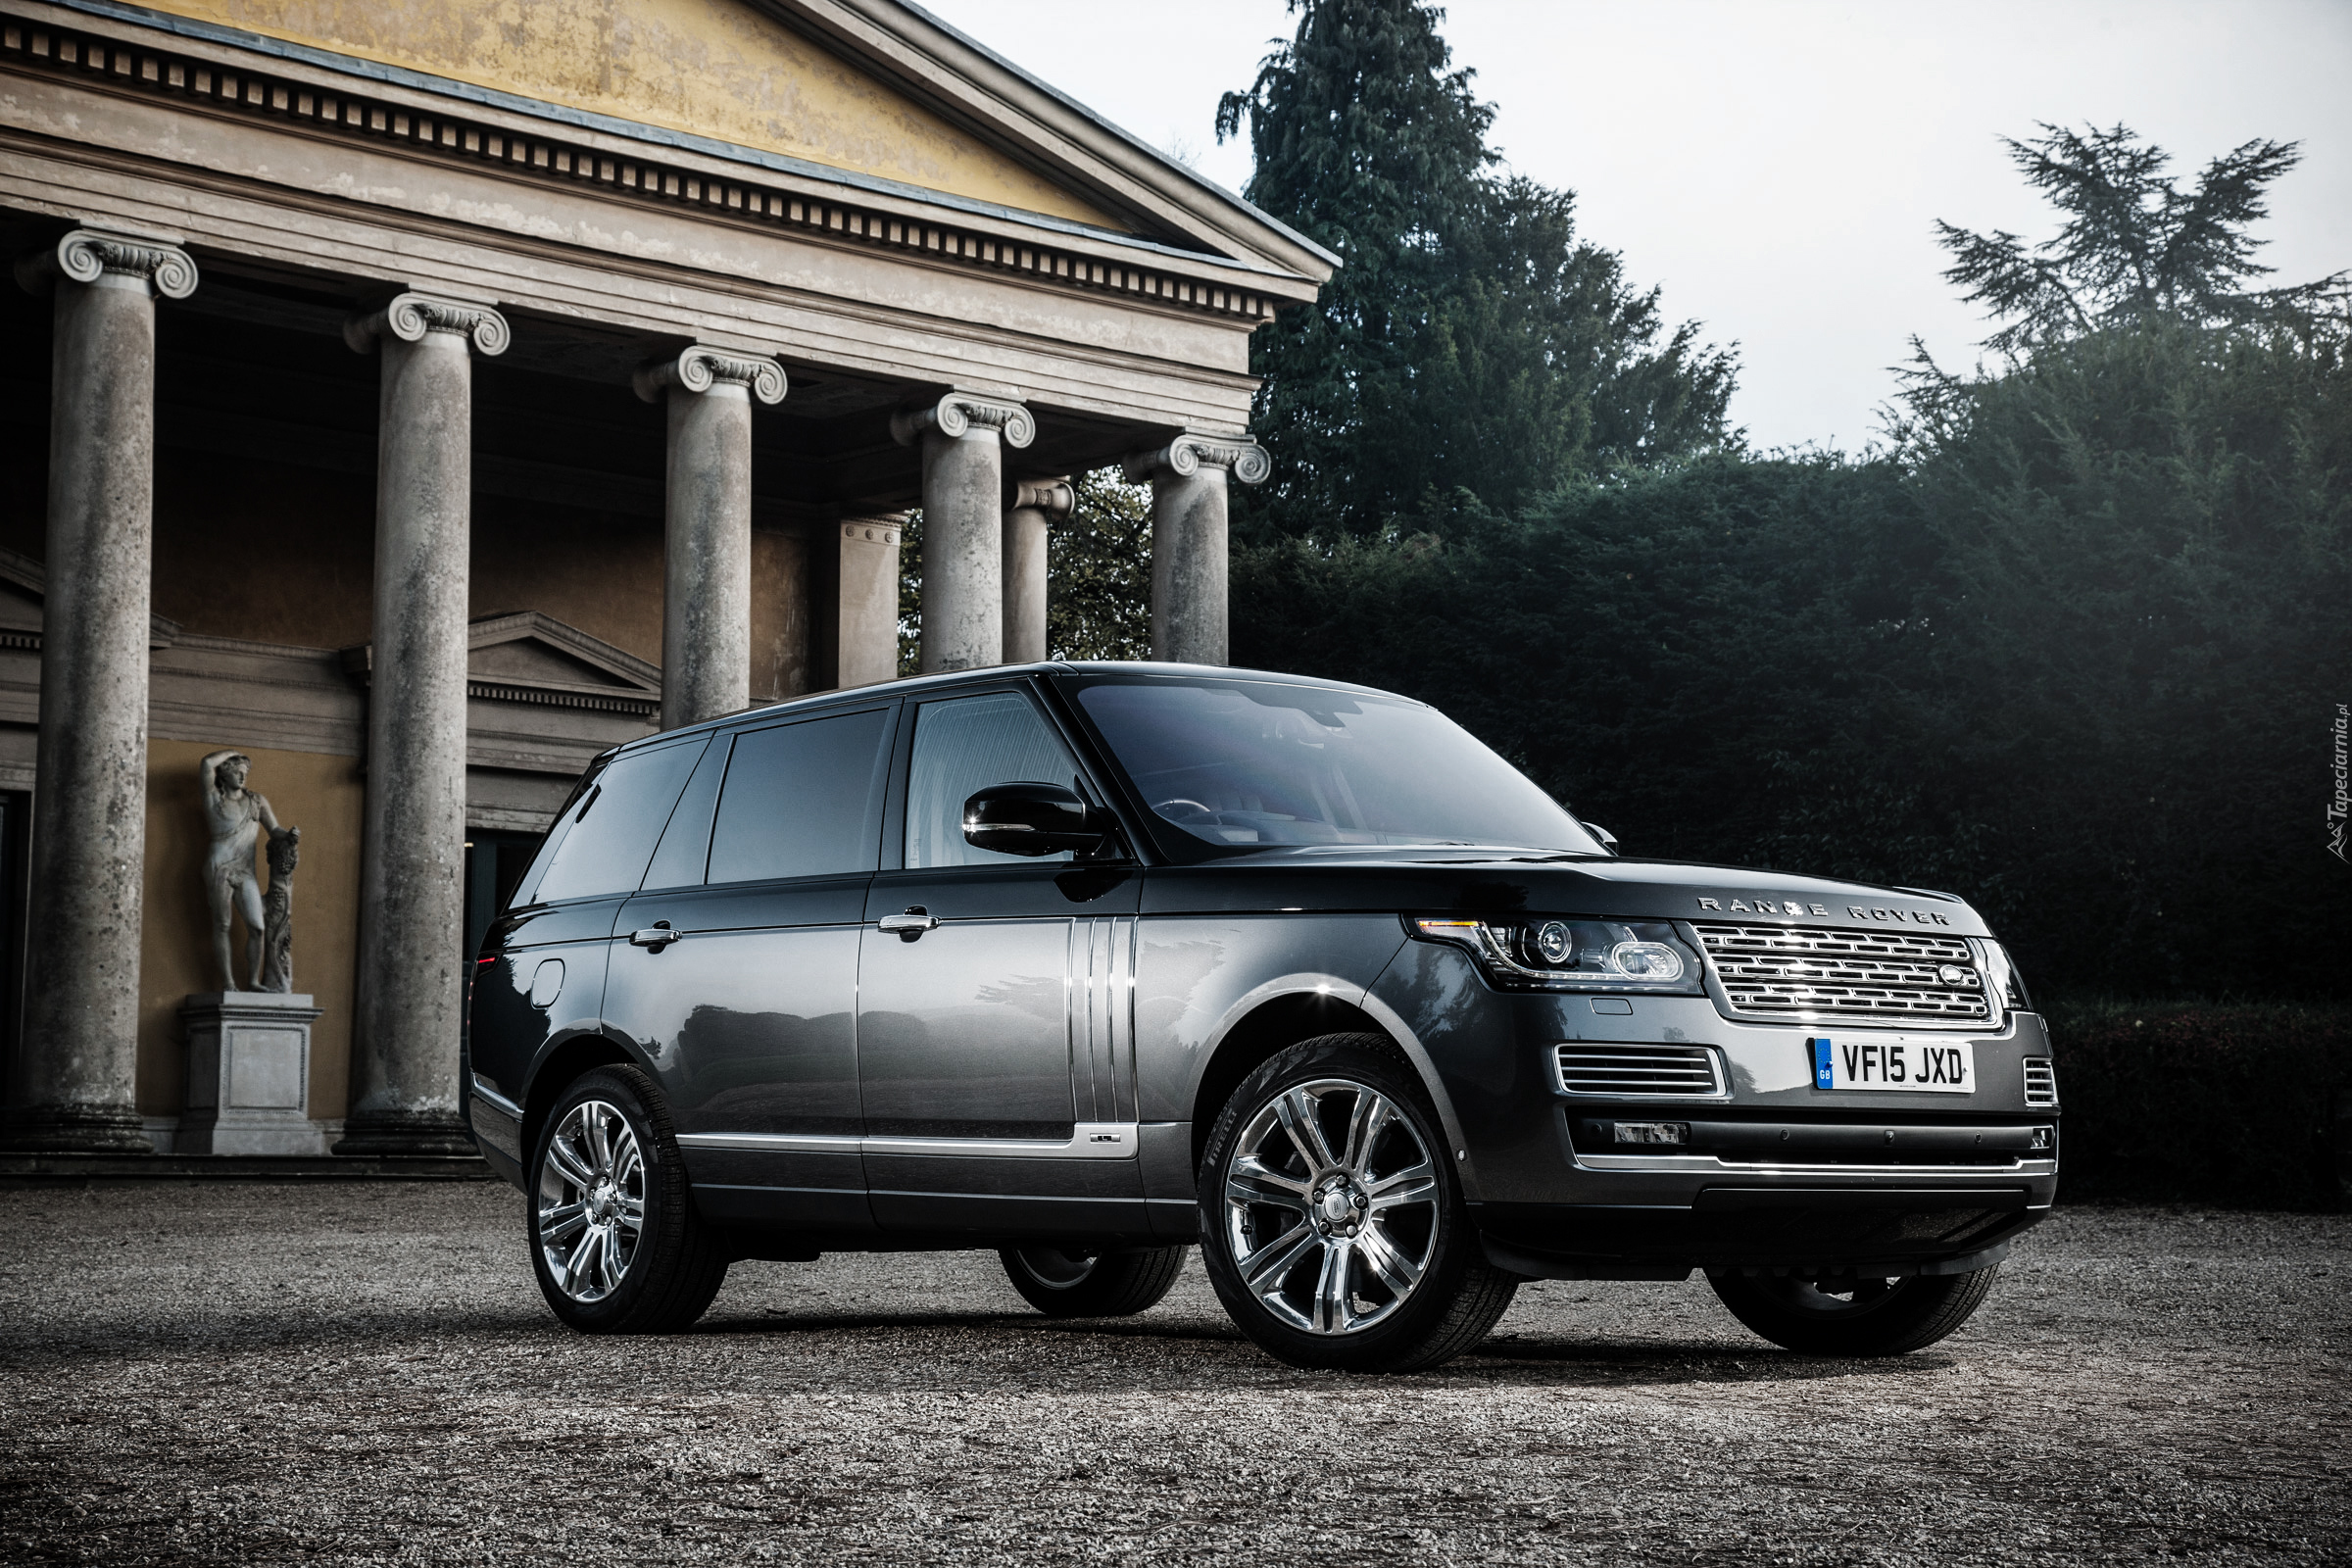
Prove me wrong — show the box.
[1,1183,2344,1566]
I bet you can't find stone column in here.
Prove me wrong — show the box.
[826,515,905,689]
[634,345,787,730]
[2,229,196,1152]
[1123,434,1270,666]
[337,292,508,1157]
[1002,476,1072,665]
[890,391,1034,673]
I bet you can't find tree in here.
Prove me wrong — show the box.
[1236,122,2352,1000]
[1216,0,1734,538]
[1927,122,2346,360]
[1045,470,1153,661]
[897,467,1154,675]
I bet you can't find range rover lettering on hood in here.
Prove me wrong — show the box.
[1696,897,1955,927]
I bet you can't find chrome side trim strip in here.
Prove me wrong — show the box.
[675,1132,862,1154]
[468,1075,523,1119]
[1575,1152,2060,1177]
[676,1122,1141,1161]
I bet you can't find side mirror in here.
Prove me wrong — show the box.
[962,782,1112,859]
[1584,821,1620,856]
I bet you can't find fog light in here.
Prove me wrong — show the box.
[2030,1126,2053,1152]
[1613,1121,1690,1146]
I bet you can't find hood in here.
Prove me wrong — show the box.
[1137,846,1990,940]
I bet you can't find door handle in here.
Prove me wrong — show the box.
[629,922,680,950]
[878,907,939,939]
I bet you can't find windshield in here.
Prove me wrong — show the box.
[1070,677,1604,855]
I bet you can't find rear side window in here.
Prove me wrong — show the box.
[708,708,892,884]
[528,740,705,903]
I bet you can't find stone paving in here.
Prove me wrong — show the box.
[1,1183,2345,1565]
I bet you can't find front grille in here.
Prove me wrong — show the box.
[1693,923,1991,1026]
[2022,1057,2060,1107]
[1555,1044,1725,1098]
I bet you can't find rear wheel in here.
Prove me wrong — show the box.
[1708,1265,2000,1355]
[999,1245,1189,1317]
[1198,1034,1518,1372]
[528,1065,727,1333]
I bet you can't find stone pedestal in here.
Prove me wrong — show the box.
[179,993,322,1156]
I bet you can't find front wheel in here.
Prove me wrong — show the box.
[1708,1264,2000,1355]
[999,1245,1189,1317]
[528,1065,728,1333]
[1198,1034,1518,1372]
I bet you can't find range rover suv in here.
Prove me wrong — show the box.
[464,662,2057,1371]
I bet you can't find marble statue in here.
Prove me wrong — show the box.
[260,824,300,993]
[199,751,288,992]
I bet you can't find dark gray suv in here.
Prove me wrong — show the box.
[465,663,2056,1371]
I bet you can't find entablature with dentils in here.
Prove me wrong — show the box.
[0,0,1324,329]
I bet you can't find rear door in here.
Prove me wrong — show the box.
[605,703,896,1234]
[857,684,1145,1237]
[479,735,710,1130]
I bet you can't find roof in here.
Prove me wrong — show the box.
[611,662,1414,758]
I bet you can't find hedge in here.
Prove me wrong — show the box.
[2043,1000,2352,1211]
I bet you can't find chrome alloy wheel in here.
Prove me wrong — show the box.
[537,1100,645,1303]
[1222,1078,1441,1335]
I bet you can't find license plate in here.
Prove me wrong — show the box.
[1809,1036,1975,1093]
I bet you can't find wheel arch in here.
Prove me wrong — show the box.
[521,1030,643,1158]
[1187,985,1466,1185]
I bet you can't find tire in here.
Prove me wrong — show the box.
[527,1064,728,1334]
[1000,1244,1189,1317]
[1708,1264,2000,1356]
[1198,1033,1518,1372]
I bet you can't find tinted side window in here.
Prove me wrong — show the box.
[709,708,892,883]
[530,739,705,903]
[906,691,1082,868]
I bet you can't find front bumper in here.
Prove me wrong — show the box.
[1373,942,2059,1271]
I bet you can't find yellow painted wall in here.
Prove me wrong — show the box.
[144,0,1127,229]
[137,741,366,1120]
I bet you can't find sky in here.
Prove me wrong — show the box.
[917,0,2352,454]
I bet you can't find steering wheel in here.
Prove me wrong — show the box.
[1152,799,1219,822]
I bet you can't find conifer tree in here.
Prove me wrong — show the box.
[1217,0,1735,536]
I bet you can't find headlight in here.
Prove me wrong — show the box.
[1409,916,1705,993]
[1971,939,2032,1013]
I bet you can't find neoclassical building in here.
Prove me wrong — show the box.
[0,0,1331,1156]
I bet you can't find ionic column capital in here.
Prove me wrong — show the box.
[1005,476,1074,519]
[634,344,787,405]
[343,291,510,357]
[15,227,198,300]
[892,390,1035,450]
[1124,433,1270,487]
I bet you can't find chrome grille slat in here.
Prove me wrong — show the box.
[1555,1045,1724,1098]
[1692,922,1991,1026]
[2023,1057,2060,1108]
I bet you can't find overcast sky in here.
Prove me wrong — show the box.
[919,0,2352,454]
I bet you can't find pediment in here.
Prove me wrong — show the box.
[341,612,662,714]
[143,0,1128,231]
[0,546,182,647]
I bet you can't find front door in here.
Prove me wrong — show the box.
[605,703,897,1234]
[858,686,1144,1236]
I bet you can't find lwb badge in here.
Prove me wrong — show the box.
[1811,1038,1835,1091]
